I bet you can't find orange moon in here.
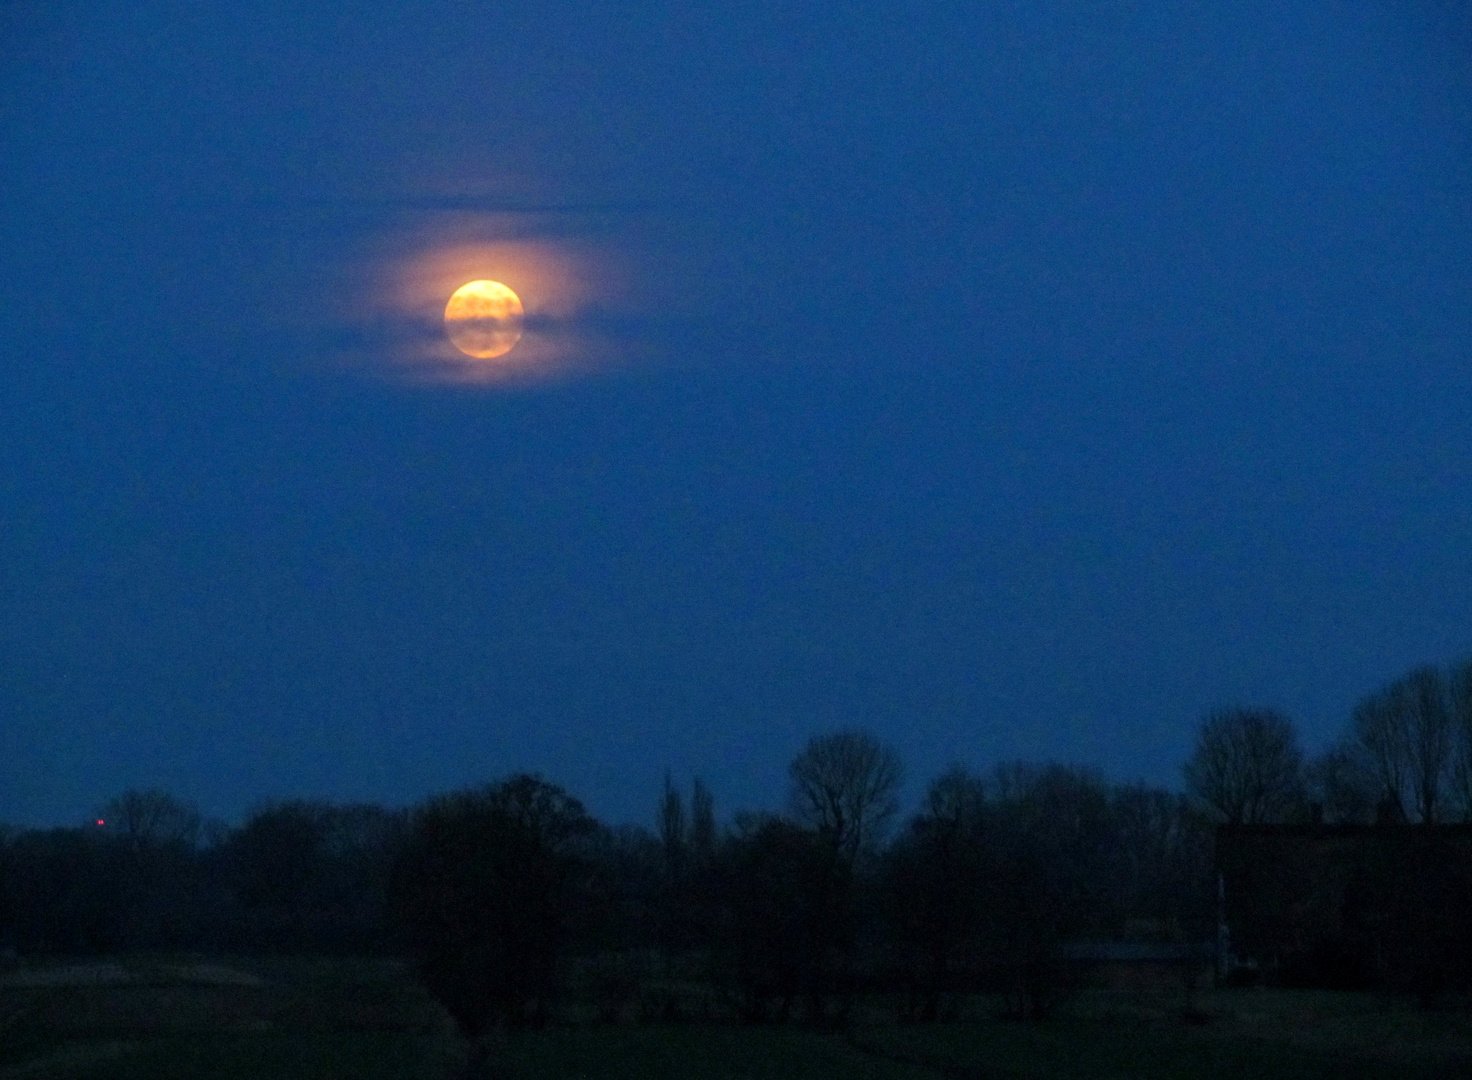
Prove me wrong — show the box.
[444,280,524,359]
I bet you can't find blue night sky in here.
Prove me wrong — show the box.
[2,0,1471,827]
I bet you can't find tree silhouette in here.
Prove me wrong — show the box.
[658,770,687,877]
[229,801,327,916]
[1304,746,1377,824]
[690,778,716,859]
[390,774,596,1038]
[1450,658,1472,820]
[789,729,902,863]
[100,789,201,852]
[712,814,845,1023]
[885,766,990,1019]
[1184,708,1303,824]
[1354,668,1454,823]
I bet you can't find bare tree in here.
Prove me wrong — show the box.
[1304,745,1377,824]
[789,729,903,861]
[100,789,201,851]
[1402,666,1452,823]
[1451,659,1472,821]
[1353,685,1411,820]
[923,765,988,834]
[1354,667,1453,823]
[1183,708,1303,824]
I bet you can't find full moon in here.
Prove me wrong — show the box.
[444,280,524,359]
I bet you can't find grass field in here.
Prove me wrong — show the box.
[848,990,1472,1080]
[3,958,1471,1079]
[0,956,455,1079]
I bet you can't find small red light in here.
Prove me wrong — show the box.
[96,819,105,826]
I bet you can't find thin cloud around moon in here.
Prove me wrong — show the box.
[326,213,642,386]
[312,179,742,386]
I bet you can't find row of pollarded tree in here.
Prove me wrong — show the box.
[1184,657,1472,826]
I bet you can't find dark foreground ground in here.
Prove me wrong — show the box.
[3,957,1471,1079]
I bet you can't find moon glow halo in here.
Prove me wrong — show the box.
[444,280,524,359]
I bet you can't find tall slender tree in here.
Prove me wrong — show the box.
[658,770,687,874]
[690,777,716,858]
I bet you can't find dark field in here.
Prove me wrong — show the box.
[0,957,453,1080]
[3,958,1471,1079]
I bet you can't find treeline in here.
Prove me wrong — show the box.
[0,793,406,956]
[0,733,1214,1029]
[4,653,1469,1034]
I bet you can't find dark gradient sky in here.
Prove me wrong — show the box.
[3,0,1471,828]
